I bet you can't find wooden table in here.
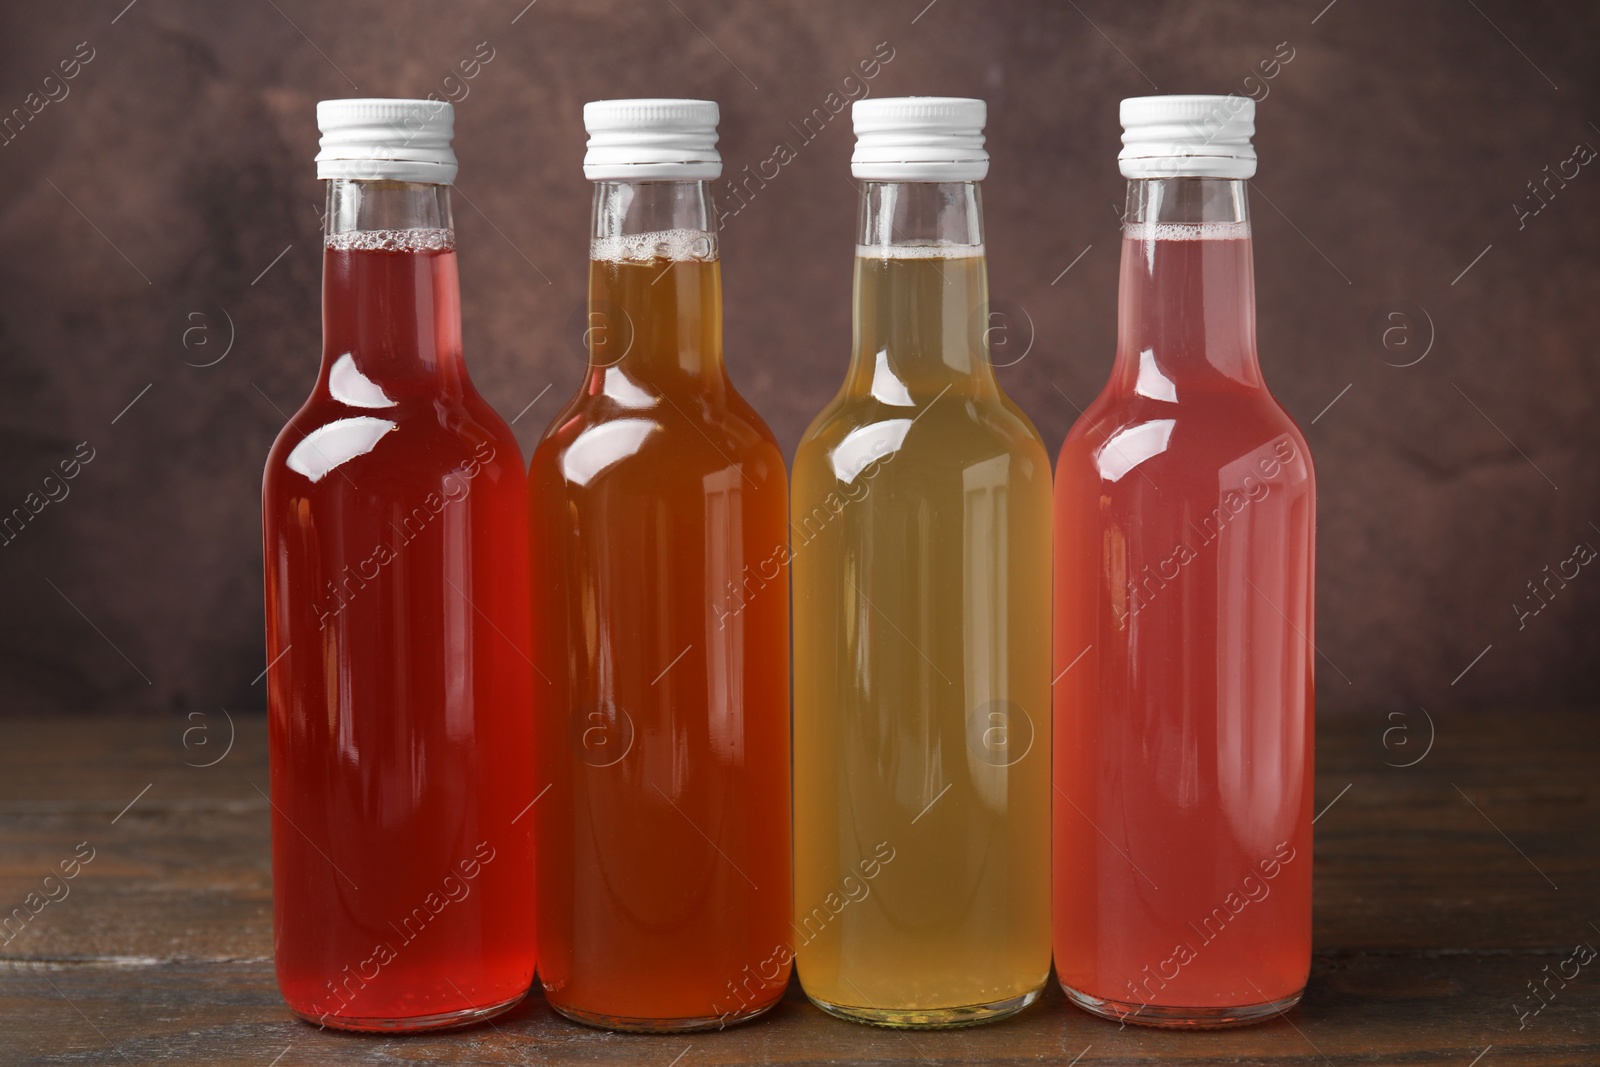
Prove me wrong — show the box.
[2,709,1595,1065]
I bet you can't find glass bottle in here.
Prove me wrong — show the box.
[791,98,1053,1028]
[262,99,537,1031]
[1053,95,1315,1027]
[527,99,792,1032]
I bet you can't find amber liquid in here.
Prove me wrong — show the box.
[791,246,1053,1027]
[528,247,792,1030]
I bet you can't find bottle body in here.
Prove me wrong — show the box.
[1053,178,1315,1027]
[262,181,537,1031]
[792,182,1052,1027]
[529,182,792,1031]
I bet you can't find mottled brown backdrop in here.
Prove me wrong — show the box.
[1,0,1596,719]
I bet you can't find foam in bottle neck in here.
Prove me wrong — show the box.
[1122,220,1251,242]
[855,241,986,259]
[325,228,456,252]
[590,228,717,263]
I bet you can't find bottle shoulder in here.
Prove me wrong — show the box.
[1058,383,1314,493]
[264,389,525,497]
[528,383,785,493]
[801,389,1044,457]
[794,389,1050,497]
[1066,379,1308,445]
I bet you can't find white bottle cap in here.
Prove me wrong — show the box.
[315,98,458,184]
[851,97,988,182]
[1119,95,1256,179]
[583,99,721,181]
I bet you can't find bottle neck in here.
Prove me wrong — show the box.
[1113,178,1262,396]
[320,179,462,397]
[847,182,995,399]
[587,181,723,394]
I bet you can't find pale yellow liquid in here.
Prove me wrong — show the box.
[791,248,1053,1026]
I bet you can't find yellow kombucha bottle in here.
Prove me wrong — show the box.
[791,97,1052,1028]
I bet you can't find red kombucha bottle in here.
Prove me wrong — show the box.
[1053,96,1315,1027]
[261,99,536,1031]
[528,99,792,1031]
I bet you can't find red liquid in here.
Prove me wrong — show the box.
[527,255,792,1030]
[262,238,537,1030]
[1053,229,1314,1021]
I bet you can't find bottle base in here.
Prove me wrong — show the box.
[806,986,1042,1029]
[292,989,527,1033]
[549,997,779,1033]
[1060,982,1304,1029]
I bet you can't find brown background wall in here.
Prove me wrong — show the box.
[0,0,1596,718]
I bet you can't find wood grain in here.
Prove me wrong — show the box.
[1,709,1596,1064]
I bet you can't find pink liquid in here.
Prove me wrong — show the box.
[263,239,537,1030]
[1052,228,1315,1021]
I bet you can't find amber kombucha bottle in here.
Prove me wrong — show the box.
[527,99,791,1032]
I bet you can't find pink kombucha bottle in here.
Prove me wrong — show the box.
[1052,95,1315,1028]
